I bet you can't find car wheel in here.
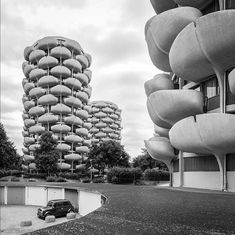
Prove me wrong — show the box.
[44,213,52,220]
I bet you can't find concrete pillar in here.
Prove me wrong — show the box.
[215,154,227,191]
[179,151,184,187]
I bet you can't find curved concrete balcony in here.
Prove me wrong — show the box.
[29,49,46,63]
[63,77,82,91]
[147,90,204,128]
[29,125,45,134]
[51,103,71,115]
[170,10,235,83]
[75,109,89,120]
[50,65,71,78]
[169,113,235,155]
[75,73,89,86]
[84,69,92,83]
[38,56,58,69]
[76,128,89,137]
[38,75,59,88]
[83,139,92,147]
[173,0,213,10]
[29,87,45,98]
[38,94,58,106]
[28,106,45,116]
[95,132,106,138]
[154,124,169,138]
[228,69,235,95]
[64,115,83,127]
[145,136,176,166]
[50,46,71,59]
[144,74,174,97]
[63,58,82,73]
[150,0,177,14]
[76,55,89,69]
[145,7,202,72]
[64,135,83,144]
[64,96,82,109]
[55,143,71,151]
[29,68,46,81]
[57,162,71,170]
[76,146,89,154]
[24,100,35,111]
[94,111,107,118]
[76,164,86,170]
[76,91,89,103]
[51,124,71,134]
[38,113,58,124]
[50,84,71,96]
[64,153,82,161]
[29,163,37,170]
[24,119,35,128]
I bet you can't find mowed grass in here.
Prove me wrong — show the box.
[24,184,235,235]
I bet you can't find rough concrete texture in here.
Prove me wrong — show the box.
[45,215,55,223]
[150,0,177,14]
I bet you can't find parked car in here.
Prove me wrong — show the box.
[37,199,75,219]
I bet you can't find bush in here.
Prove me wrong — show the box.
[23,173,46,179]
[58,172,81,180]
[92,177,105,183]
[56,177,67,182]
[0,169,11,178]
[144,169,169,181]
[46,176,56,182]
[11,176,20,182]
[81,177,90,183]
[0,178,9,181]
[10,170,22,177]
[107,167,142,184]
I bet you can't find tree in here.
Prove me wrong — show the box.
[132,148,168,172]
[88,140,130,172]
[0,122,20,170]
[35,131,59,175]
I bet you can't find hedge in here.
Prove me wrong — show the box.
[107,167,142,184]
[143,169,169,181]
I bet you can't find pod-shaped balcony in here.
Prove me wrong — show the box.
[63,59,82,73]
[147,90,204,128]
[63,77,82,91]
[51,103,71,115]
[64,135,83,144]
[75,109,89,120]
[29,68,47,82]
[29,49,46,64]
[76,54,89,69]
[64,96,82,109]
[50,46,71,59]
[38,56,59,69]
[170,10,235,83]
[64,153,82,161]
[38,75,59,88]
[145,7,202,71]
[38,113,58,124]
[150,0,177,14]
[144,74,174,97]
[64,115,83,127]
[57,162,71,170]
[76,146,89,154]
[38,94,58,106]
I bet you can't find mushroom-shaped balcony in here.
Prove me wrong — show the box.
[38,56,58,69]
[55,143,71,151]
[154,124,169,138]
[94,112,106,118]
[37,36,58,50]
[38,94,58,106]
[24,137,35,145]
[63,77,82,91]
[28,106,45,116]
[83,105,91,113]
[38,75,59,88]
[29,163,37,170]
[29,144,40,151]
[169,10,235,83]
[74,73,89,86]
[64,96,82,109]
[51,124,71,133]
[147,90,204,128]
[63,39,82,55]
[228,69,235,95]
[51,103,71,115]
[64,153,82,161]
[64,135,83,143]
[29,125,45,134]
[50,85,71,96]
[76,164,86,170]
[90,127,99,134]
[102,107,113,114]
[76,91,89,103]
[95,122,107,128]
[173,0,213,10]
[83,139,91,147]
[84,69,92,83]
[76,55,89,69]
[50,46,71,59]
[24,100,35,111]
[63,59,82,73]
[29,49,46,64]
[29,68,47,81]
[24,119,35,128]
[57,162,71,170]
[75,109,89,120]
[95,132,106,138]
[64,115,82,126]
[50,65,71,78]
[38,113,58,124]
[83,122,92,130]
[29,87,45,98]
[145,136,177,166]
[76,146,89,154]
[150,0,177,14]
[76,128,89,137]
[169,113,235,155]
[144,74,174,97]
[145,7,202,72]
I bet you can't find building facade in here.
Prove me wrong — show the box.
[21,36,92,172]
[144,0,235,191]
[89,101,122,145]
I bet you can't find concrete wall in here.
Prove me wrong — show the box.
[173,172,180,187]
[184,172,221,190]
[228,171,235,192]
[79,190,101,216]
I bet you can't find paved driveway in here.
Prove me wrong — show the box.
[0,205,80,235]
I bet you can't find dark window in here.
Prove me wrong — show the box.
[173,159,179,172]
[227,154,235,171]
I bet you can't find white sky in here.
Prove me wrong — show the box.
[0,0,160,159]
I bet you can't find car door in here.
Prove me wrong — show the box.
[55,202,63,217]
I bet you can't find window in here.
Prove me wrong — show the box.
[202,76,219,98]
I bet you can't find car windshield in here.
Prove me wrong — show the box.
[47,201,53,207]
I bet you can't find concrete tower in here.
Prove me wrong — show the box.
[89,101,122,145]
[22,36,92,172]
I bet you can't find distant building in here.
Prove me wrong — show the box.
[144,1,235,192]
[21,36,92,172]
[89,101,122,145]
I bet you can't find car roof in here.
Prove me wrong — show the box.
[49,199,70,203]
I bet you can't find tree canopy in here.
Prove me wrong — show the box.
[132,148,168,172]
[88,140,130,171]
[0,122,20,170]
[35,131,59,175]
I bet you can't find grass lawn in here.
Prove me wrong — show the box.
[20,183,235,235]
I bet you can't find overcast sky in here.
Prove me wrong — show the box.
[1,0,160,159]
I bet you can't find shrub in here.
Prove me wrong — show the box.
[0,178,9,181]
[143,169,169,181]
[0,169,11,178]
[81,177,90,183]
[10,170,22,177]
[92,177,105,183]
[56,177,67,182]
[58,172,81,180]
[46,176,56,182]
[107,167,142,184]
[23,173,46,179]
[11,176,20,182]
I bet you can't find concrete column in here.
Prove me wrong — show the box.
[179,151,184,187]
[4,186,7,205]
[215,154,227,191]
